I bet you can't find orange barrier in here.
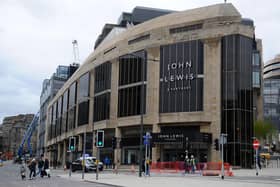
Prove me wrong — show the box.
[150,161,233,176]
[202,162,233,176]
[151,161,185,173]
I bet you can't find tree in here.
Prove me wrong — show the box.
[254,120,277,143]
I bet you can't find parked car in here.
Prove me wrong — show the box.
[79,156,104,171]
[259,149,271,160]
[71,158,95,172]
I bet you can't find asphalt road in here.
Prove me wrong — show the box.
[0,161,119,187]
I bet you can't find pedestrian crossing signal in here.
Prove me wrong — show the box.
[96,130,104,148]
[69,137,75,151]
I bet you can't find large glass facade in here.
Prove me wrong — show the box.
[51,102,57,139]
[78,73,90,126]
[56,96,62,136]
[159,40,204,113]
[221,34,254,168]
[264,79,280,131]
[118,50,147,117]
[61,90,68,133]
[68,82,77,130]
[94,62,111,122]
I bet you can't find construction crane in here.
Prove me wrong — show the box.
[17,112,40,158]
[72,40,80,65]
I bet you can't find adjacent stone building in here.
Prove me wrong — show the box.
[0,114,36,158]
[263,54,280,145]
[45,3,263,168]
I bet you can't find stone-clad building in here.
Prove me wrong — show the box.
[0,114,36,158]
[45,3,263,168]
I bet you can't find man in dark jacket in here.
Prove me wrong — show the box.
[37,155,44,177]
[28,158,36,179]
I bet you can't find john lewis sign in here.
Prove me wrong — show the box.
[159,40,204,113]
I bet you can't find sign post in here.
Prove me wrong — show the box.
[68,136,76,177]
[143,132,152,176]
[253,139,260,176]
[220,133,227,180]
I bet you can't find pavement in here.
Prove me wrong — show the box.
[55,167,280,187]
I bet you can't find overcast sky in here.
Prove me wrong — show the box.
[0,0,279,124]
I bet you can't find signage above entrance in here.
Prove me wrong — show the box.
[152,133,184,144]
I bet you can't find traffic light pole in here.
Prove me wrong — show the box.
[255,148,259,176]
[82,132,86,179]
[69,151,72,177]
[96,147,99,180]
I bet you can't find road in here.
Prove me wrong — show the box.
[0,161,119,187]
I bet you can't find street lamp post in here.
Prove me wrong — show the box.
[139,62,144,177]
[82,131,86,179]
[127,52,159,177]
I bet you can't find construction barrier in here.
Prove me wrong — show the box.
[150,161,233,176]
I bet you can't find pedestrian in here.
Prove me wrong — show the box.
[20,163,26,180]
[37,155,44,177]
[257,154,262,170]
[184,155,191,174]
[190,155,196,174]
[28,158,36,180]
[104,156,109,169]
[113,160,119,174]
[43,158,50,178]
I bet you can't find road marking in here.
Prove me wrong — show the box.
[275,179,280,181]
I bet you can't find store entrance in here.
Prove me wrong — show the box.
[161,142,209,162]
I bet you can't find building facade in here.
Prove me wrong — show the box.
[0,114,35,158]
[37,64,79,156]
[46,3,262,168]
[263,54,280,144]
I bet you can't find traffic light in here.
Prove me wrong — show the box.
[69,137,76,151]
[96,130,104,147]
[214,138,219,151]
[112,136,116,149]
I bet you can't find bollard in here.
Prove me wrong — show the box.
[265,159,268,168]
[277,158,279,168]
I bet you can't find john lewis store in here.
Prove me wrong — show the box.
[45,3,262,168]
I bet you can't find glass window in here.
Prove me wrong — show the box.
[62,90,68,133]
[68,82,77,130]
[253,71,260,87]
[69,82,77,108]
[119,51,146,86]
[118,85,146,117]
[77,73,90,126]
[78,101,89,126]
[94,93,110,122]
[94,62,111,93]
[78,73,90,101]
[252,52,260,66]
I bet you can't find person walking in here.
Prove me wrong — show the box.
[190,155,196,174]
[184,155,191,174]
[20,163,26,180]
[28,158,36,180]
[43,158,50,178]
[113,160,120,174]
[37,155,44,177]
